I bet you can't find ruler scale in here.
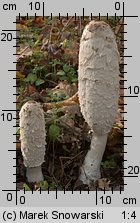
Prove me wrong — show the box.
[0,0,140,222]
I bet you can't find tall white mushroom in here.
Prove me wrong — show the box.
[19,101,46,183]
[78,21,119,185]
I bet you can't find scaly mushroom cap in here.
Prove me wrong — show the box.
[78,20,119,135]
[19,101,46,169]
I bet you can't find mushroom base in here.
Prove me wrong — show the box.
[26,166,44,183]
[79,133,108,185]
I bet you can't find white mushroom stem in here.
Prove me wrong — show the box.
[26,166,43,183]
[19,101,46,183]
[79,133,108,184]
[78,20,119,185]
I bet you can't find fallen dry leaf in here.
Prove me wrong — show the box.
[96,178,111,191]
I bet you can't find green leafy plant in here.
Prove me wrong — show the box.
[48,108,60,166]
[23,181,48,191]
[24,65,46,86]
[57,64,77,83]
[101,160,116,169]
[39,181,48,190]
[50,59,62,80]
[48,182,62,190]
[49,124,60,142]
[16,127,20,135]
[48,91,67,102]
[62,145,70,155]
[101,154,120,169]
[23,183,31,191]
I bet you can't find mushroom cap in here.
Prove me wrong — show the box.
[19,101,46,168]
[78,21,119,135]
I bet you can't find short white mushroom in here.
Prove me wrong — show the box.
[19,101,46,183]
[78,21,119,185]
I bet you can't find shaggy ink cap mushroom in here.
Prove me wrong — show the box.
[19,101,46,183]
[78,21,119,185]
